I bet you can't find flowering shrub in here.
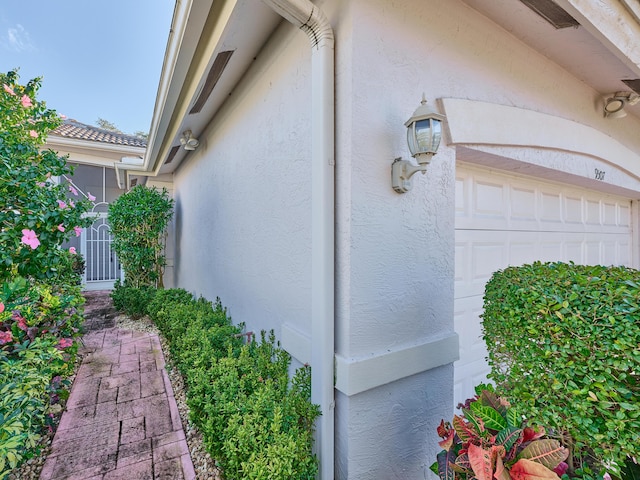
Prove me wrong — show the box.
[0,70,87,477]
[0,277,82,477]
[0,70,92,283]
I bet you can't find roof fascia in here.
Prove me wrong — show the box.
[142,0,237,177]
[556,0,640,76]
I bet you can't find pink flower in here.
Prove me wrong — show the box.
[69,200,75,208]
[68,185,78,196]
[0,331,13,345]
[69,247,77,254]
[60,114,67,119]
[74,226,82,237]
[57,200,67,209]
[57,338,73,349]
[36,181,46,187]
[29,130,38,138]
[57,224,65,232]
[0,302,4,314]
[3,84,15,95]
[21,95,32,108]
[16,317,28,332]
[21,229,40,249]
[87,192,96,202]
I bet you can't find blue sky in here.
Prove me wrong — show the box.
[0,1,174,135]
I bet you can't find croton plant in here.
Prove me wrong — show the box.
[431,387,569,480]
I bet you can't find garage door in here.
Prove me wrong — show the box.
[454,164,633,405]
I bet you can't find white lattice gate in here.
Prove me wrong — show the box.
[81,212,123,290]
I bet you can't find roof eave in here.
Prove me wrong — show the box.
[141,0,281,178]
[47,135,146,157]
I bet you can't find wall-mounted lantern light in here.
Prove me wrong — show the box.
[180,129,200,150]
[392,96,445,193]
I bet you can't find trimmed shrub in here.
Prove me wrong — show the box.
[162,299,320,480]
[482,262,640,478]
[113,287,321,479]
[110,281,156,319]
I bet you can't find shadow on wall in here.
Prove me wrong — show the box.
[173,195,182,287]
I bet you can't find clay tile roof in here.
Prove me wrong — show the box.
[51,119,147,148]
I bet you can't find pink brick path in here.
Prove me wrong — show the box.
[40,328,195,480]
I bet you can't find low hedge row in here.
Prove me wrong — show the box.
[112,285,320,479]
[482,262,640,478]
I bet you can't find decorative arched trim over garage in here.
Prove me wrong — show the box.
[441,98,640,194]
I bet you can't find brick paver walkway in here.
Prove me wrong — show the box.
[40,327,195,480]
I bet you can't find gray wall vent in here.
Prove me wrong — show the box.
[622,79,640,95]
[189,50,234,115]
[519,0,580,28]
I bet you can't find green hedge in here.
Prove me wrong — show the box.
[113,285,321,479]
[482,262,640,477]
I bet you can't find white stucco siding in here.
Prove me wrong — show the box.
[173,22,313,346]
[336,0,640,478]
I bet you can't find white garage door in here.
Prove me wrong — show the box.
[454,164,633,405]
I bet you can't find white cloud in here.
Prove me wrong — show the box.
[2,24,36,52]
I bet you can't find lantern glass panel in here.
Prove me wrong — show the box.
[408,118,442,156]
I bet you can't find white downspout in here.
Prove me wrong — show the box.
[260,1,335,479]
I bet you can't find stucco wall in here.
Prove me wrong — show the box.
[173,20,313,344]
[170,0,640,478]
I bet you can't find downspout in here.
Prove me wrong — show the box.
[259,1,335,479]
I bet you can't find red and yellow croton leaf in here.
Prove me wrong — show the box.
[522,426,545,443]
[436,449,457,480]
[469,443,506,480]
[455,452,471,472]
[439,428,456,451]
[510,458,561,480]
[517,439,569,470]
[454,414,481,442]
[494,453,512,480]
[437,419,451,438]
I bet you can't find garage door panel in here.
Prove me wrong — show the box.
[474,180,506,217]
[454,164,633,405]
[540,191,562,223]
[564,196,583,224]
[511,187,536,219]
[457,169,633,234]
[454,296,488,399]
[620,204,631,227]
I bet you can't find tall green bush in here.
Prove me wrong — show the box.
[482,262,639,477]
[108,185,174,288]
[0,70,92,283]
